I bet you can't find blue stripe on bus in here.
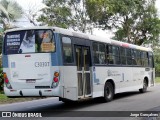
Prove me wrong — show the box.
[93,72,100,84]
[51,33,63,66]
[2,55,8,68]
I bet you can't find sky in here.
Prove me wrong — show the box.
[14,0,160,38]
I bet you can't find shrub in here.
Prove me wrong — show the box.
[0,68,3,93]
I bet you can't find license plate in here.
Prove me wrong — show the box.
[26,79,36,83]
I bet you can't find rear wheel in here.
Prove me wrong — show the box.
[103,82,114,102]
[139,79,148,93]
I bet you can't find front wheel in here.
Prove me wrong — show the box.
[103,82,114,102]
[139,79,148,93]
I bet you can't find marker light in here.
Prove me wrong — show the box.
[54,72,59,77]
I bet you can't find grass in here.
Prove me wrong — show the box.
[155,77,160,83]
[0,94,45,104]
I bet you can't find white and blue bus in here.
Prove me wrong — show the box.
[2,27,155,102]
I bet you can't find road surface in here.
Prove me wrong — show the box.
[0,84,160,120]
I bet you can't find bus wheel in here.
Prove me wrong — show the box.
[139,79,148,93]
[103,82,114,102]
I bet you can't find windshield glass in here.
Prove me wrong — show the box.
[4,29,55,54]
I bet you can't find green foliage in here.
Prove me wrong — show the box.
[154,48,160,74]
[86,0,160,45]
[0,68,3,93]
[37,0,94,33]
[0,0,23,54]
[0,32,2,54]
[0,0,23,30]
[37,0,71,28]
[155,77,160,83]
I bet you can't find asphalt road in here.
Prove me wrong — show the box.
[0,84,160,120]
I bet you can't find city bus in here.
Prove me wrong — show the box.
[2,27,155,102]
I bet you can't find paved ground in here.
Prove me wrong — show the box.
[0,84,160,120]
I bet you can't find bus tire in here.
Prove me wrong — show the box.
[103,82,114,102]
[139,79,148,93]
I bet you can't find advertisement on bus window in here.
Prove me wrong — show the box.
[4,30,55,54]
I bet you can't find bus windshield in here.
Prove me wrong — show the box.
[4,29,55,54]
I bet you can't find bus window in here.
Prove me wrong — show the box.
[148,52,154,68]
[120,48,127,65]
[99,43,105,64]
[36,30,55,52]
[126,48,132,65]
[141,51,148,67]
[136,50,141,66]
[4,29,55,54]
[108,45,112,64]
[93,42,105,64]
[132,50,137,65]
[62,37,73,64]
[108,45,120,65]
[93,43,99,64]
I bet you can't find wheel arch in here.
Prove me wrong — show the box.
[144,76,149,86]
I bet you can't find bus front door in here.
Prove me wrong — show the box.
[75,45,92,99]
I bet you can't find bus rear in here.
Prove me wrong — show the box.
[2,28,61,97]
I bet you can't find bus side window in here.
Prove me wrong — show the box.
[108,45,120,65]
[62,37,73,64]
[108,45,113,64]
[93,43,99,64]
[126,48,132,65]
[137,50,141,66]
[93,42,106,64]
[120,47,127,65]
[141,51,148,67]
[99,43,105,64]
[132,50,137,65]
[148,52,154,68]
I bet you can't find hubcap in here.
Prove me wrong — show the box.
[106,87,111,98]
[144,81,147,89]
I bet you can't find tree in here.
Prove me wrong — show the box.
[0,0,23,30]
[37,0,95,33]
[0,0,22,54]
[67,0,95,33]
[24,4,39,26]
[37,0,71,28]
[154,48,160,76]
[86,0,160,45]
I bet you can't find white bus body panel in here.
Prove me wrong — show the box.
[4,53,61,97]
[7,53,51,89]
[60,66,78,100]
[59,66,150,100]
[92,66,148,98]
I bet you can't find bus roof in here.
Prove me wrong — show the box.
[5,26,152,52]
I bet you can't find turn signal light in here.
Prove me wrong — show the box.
[3,73,7,79]
[54,72,59,77]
